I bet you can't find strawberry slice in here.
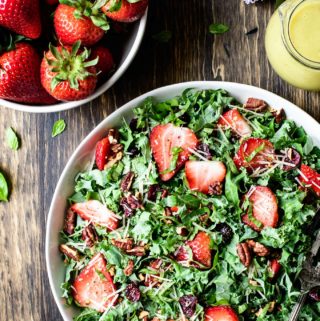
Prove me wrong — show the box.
[176,231,212,269]
[241,186,279,232]
[185,161,227,194]
[218,109,252,137]
[150,124,198,181]
[269,258,282,280]
[204,306,239,321]
[71,200,118,231]
[233,138,275,171]
[96,137,111,170]
[299,164,320,196]
[72,253,117,312]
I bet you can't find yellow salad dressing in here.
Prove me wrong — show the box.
[265,0,320,91]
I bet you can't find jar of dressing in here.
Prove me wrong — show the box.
[265,0,320,91]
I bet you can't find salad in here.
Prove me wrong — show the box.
[59,89,320,321]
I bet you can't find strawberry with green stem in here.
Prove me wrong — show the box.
[41,41,98,101]
[55,0,110,46]
[0,34,56,104]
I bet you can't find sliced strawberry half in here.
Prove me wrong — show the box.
[71,200,118,231]
[72,253,117,312]
[176,231,212,269]
[233,138,275,171]
[218,109,252,137]
[299,164,320,196]
[204,306,239,321]
[150,123,198,181]
[185,160,226,194]
[269,258,282,280]
[241,186,279,232]
[96,137,111,170]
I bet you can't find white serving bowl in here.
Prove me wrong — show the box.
[46,81,320,321]
[0,11,148,113]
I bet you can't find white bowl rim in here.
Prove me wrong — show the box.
[0,10,148,114]
[46,81,320,321]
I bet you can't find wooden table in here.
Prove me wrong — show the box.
[0,1,319,320]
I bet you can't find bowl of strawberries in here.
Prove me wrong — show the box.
[0,0,148,113]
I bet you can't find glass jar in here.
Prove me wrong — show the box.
[265,0,320,91]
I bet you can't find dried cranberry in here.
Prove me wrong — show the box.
[309,287,320,302]
[215,223,233,244]
[125,283,141,302]
[179,295,197,317]
[129,118,138,131]
[282,148,301,171]
[147,184,160,201]
[197,143,212,160]
[127,146,139,157]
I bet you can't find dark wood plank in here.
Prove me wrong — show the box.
[0,0,319,320]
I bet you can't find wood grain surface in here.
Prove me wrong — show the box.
[0,1,319,320]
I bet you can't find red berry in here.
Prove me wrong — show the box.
[204,305,239,321]
[299,164,320,196]
[95,137,111,170]
[91,46,115,77]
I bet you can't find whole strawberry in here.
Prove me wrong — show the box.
[0,42,56,104]
[41,41,98,101]
[91,46,114,77]
[54,2,109,46]
[102,0,148,23]
[0,0,42,39]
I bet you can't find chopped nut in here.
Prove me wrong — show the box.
[164,207,172,216]
[161,189,168,199]
[120,171,135,192]
[199,214,209,222]
[111,143,123,153]
[176,226,188,236]
[120,193,143,217]
[271,108,286,124]
[107,128,119,144]
[104,151,123,169]
[109,266,115,276]
[124,259,134,276]
[64,208,77,235]
[208,182,223,195]
[268,301,276,312]
[59,244,80,261]
[126,246,146,256]
[244,97,268,112]
[249,279,259,286]
[138,273,145,281]
[237,242,252,267]
[246,240,270,257]
[82,224,98,247]
[139,311,149,320]
[111,238,133,251]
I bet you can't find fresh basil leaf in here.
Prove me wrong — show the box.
[52,119,66,137]
[6,127,19,150]
[152,30,172,43]
[209,23,229,34]
[0,172,8,202]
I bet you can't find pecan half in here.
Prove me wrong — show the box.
[126,246,146,256]
[176,226,188,236]
[237,242,252,267]
[139,311,149,321]
[59,244,80,261]
[111,238,133,251]
[244,97,268,112]
[111,143,123,154]
[246,240,270,257]
[120,171,135,192]
[282,148,301,171]
[105,151,123,169]
[124,259,134,276]
[82,224,98,247]
[208,182,223,195]
[120,193,142,217]
[64,208,77,235]
[271,108,286,124]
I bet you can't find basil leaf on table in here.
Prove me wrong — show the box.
[209,23,229,34]
[0,172,8,202]
[52,119,66,137]
[6,127,19,150]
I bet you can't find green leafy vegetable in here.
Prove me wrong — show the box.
[0,172,8,202]
[6,127,19,150]
[52,119,66,137]
[209,23,229,34]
